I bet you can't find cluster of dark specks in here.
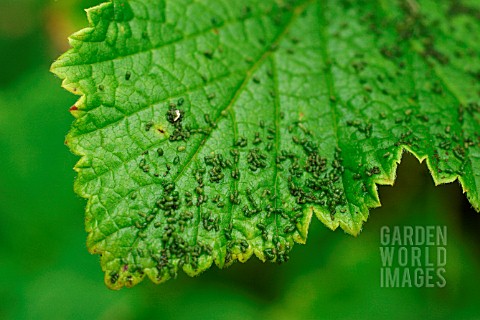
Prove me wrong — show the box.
[193,167,207,206]
[242,188,261,217]
[257,223,268,241]
[230,149,241,180]
[133,79,404,277]
[132,47,454,276]
[346,120,373,138]
[155,182,179,216]
[211,194,226,208]
[205,153,231,183]
[109,271,120,285]
[394,129,419,149]
[354,0,478,180]
[202,212,220,232]
[292,135,317,154]
[463,102,480,120]
[138,97,220,180]
[365,166,381,177]
[109,177,212,284]
[229,190,241,205]
[137,149,170,178]
[287,131,348,220]
[235,136,248,147]
[149,182,213,280]
[264,236,291,264]
[152,236,212,279]
[247,148,268,171]
[226,239,250,258]
[166,99,191,142]
[224,222,233,242]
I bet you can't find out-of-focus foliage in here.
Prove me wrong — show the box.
[1,1,480,319]
[0,0,99,86]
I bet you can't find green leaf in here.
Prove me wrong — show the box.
[51,0,480,289]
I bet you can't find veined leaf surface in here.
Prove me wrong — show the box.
[52,0,480,289]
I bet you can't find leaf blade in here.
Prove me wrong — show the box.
[52,0,480,289]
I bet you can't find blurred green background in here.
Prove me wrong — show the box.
[1,1,479,319]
